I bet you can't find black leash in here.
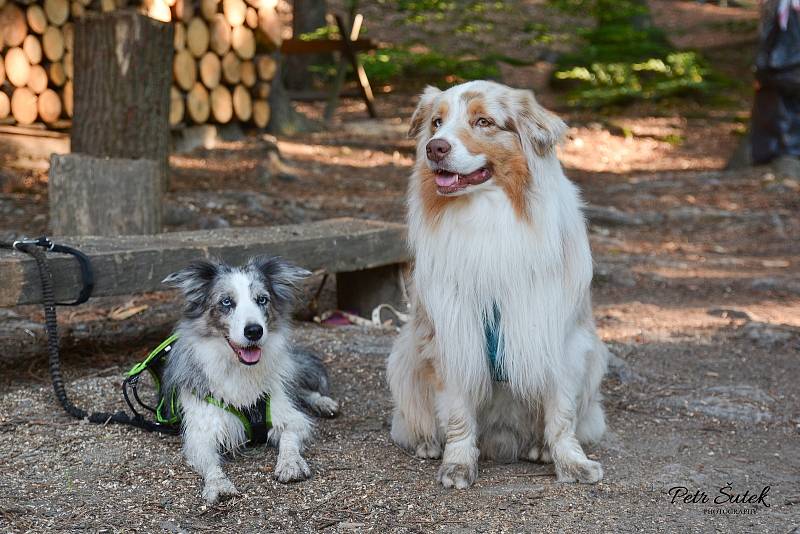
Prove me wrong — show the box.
[0,237,177,435]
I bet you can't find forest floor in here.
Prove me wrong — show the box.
[1,0,799,532]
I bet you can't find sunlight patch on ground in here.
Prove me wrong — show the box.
[277,141,414,169]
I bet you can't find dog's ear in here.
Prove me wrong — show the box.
[510,89,567,156]
[408,85,441,139]
[162,259,222,315]
[249,256,310,311]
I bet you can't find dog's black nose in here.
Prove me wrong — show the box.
[426,139,451,162]
[244,324,263,341]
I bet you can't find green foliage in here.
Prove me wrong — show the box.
[360,47,500,87]
[303,1,504,88]
[378,0,505,35]
[549,0,728,108]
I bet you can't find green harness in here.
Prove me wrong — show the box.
[123,334,272,444]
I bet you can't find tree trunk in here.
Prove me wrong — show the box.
[71,10,172,190]
[64,10,172,235]
[284,0,326,91]
[267,52,317,134]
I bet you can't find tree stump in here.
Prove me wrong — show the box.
[49,154,162,236]
[71,10,172,200]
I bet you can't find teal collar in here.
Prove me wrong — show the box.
[484,304,506,382]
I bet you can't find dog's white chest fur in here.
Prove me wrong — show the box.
[409,169,593,396]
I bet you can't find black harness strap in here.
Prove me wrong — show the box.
[0,237,177,435]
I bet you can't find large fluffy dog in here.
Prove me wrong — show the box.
[387,81,608,489]
[162,256,338,503]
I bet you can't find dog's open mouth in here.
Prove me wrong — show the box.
[227,338,262,365]
[434,166,493,194]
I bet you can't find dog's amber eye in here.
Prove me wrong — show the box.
[475,117,493,128]
[432,118,442,129]
[256,295,268,306]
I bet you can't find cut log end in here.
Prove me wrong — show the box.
[11,87,38,125]
[44,0,69,26]
[62,79,73,117]
[22,34,43,65]
[208,13,230,55]
[0,92,10,120]
[43,25,65,62]
[186,16,210,58]
[232,83,251,122]
[5,47,31,88]
[38,88,62,123]
[209,84,232,123]
[222,0,245,26]
[221,50,240,84]
[252,98,269,128]
[169,86,184,126]
[27,64,49,94]
[186,82,210,123]
[199,51,221,89]
[173,48,197,91]
[26,4,48,34]
[1,3,28,48]
[231,25,254,60]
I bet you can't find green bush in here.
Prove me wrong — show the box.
[361,47,500,87]
[550,0,728,107]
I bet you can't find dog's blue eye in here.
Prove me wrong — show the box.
[221,297,232,307]
[256,295,268,306]
[476,117,492,128]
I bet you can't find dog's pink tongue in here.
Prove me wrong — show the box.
[435,173,459,187]
[237,346,262,364]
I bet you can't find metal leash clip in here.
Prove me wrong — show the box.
[12,236,55,251]
[12,235,94,306]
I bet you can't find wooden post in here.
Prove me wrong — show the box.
[334,13,376,118]
[49,154,162,236]
[68,9,172,215]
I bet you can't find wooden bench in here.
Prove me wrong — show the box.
[0,218,409,317]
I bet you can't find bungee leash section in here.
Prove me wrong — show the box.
[0,236,177,435]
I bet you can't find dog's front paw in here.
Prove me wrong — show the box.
[311,395,339,418]
[202,476,238,504]
[437,462,477,489]
[555,458,603,484]
[415,441,442,459]
[274,455,311,483]
[526,445,552,464]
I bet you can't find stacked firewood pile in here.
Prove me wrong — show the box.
[0,0,281,128]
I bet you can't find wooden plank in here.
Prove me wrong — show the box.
[324,13,362,122]
[0,218,408,307]
[279,37,376,55]
[0,128,69,166]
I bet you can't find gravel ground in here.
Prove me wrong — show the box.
[1,295,799,533]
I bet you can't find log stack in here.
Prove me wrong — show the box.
[0,0,280,128]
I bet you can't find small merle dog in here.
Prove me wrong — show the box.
[161,255,338,503]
